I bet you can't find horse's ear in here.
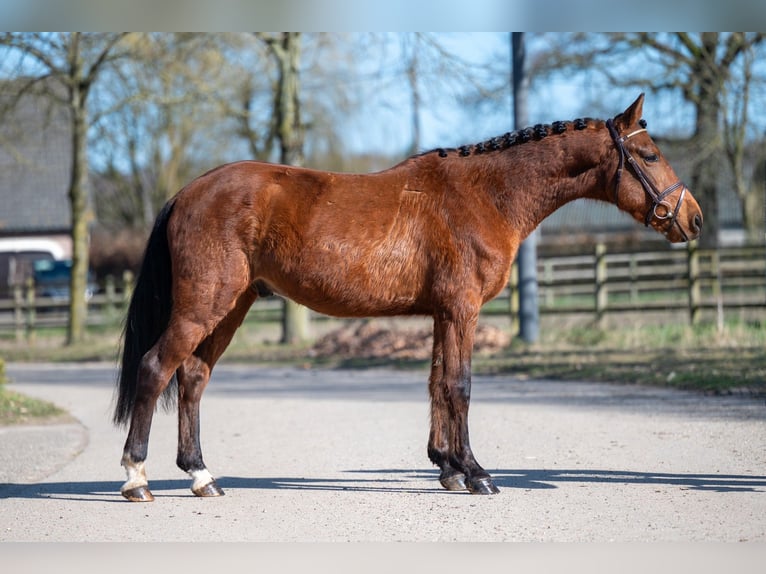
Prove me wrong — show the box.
[614,93,645,129]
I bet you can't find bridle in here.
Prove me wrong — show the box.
[606,118,689,241]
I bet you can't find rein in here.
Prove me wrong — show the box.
[606,118,689,241]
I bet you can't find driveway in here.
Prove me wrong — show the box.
[1,362,764,542]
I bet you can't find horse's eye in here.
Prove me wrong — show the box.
[644,153,659,163]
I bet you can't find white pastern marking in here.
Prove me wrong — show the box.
[189,468,215,490]
[121,459,148,491]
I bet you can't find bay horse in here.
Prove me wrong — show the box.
[114,94,702,501]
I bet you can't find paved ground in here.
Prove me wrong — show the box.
[1,361,765,542]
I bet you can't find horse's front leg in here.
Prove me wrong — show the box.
[427,319,466,491]
[427,311,499,495]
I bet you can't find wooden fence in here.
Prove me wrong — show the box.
[1,243,764,341]
[0,271,135,342]
[506,242,766,328]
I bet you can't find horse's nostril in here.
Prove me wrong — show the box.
[693,213,702,232]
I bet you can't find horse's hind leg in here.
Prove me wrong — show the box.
[175,288,258,497]
[121,259,253,502]
[120,319,208,502]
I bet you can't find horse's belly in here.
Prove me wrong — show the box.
[262,242,431,317]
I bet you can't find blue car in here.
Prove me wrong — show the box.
[33,259,97,303]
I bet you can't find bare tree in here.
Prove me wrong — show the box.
[93,33,239,230]
[721,39,765,243]
[0,32,133,344]
[383,33,508,156]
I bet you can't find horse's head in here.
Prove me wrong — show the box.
[607,94,702,243]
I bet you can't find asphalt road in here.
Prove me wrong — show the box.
[1,362,765,542]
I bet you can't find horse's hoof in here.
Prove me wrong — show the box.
[466,476,500,495]
[192,480,225,497]
[121,485,155,502]
[439,472,467,491]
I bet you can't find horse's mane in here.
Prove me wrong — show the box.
[419,117,646,159]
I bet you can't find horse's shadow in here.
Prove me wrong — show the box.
[2,468,764,501]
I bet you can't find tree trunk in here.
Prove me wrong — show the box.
[68,106,90,345]
[691,98,722,248]
[66,37,91,345]
[689,33,723,249]
[274,33,310,344]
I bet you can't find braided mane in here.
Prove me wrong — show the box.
[423,117,629,159]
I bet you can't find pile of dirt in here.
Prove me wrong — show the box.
[309,320,511,361]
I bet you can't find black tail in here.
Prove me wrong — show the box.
[113,199,177,427]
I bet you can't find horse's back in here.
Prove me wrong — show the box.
[166,159,511,318]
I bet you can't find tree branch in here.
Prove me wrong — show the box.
[82,33,130,92]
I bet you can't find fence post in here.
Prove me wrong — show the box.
[105,274,117,323]
[25,277,36,344]
[711,249,723,331]
[629,254,638,304]
[509,260,519,335]
[594,242,607,327]
[13,284,23,343]
[122,270,134,307]
[544,260,553,308]
[688,240,701,325]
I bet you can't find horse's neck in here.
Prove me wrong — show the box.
[483,129,612,239]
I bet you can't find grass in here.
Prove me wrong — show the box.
[0,337,97,426]
[0,386,67,425]
[476,343,765,394]
[0,357,68,425]
[0,324,122,363]
[473,320,766,395]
